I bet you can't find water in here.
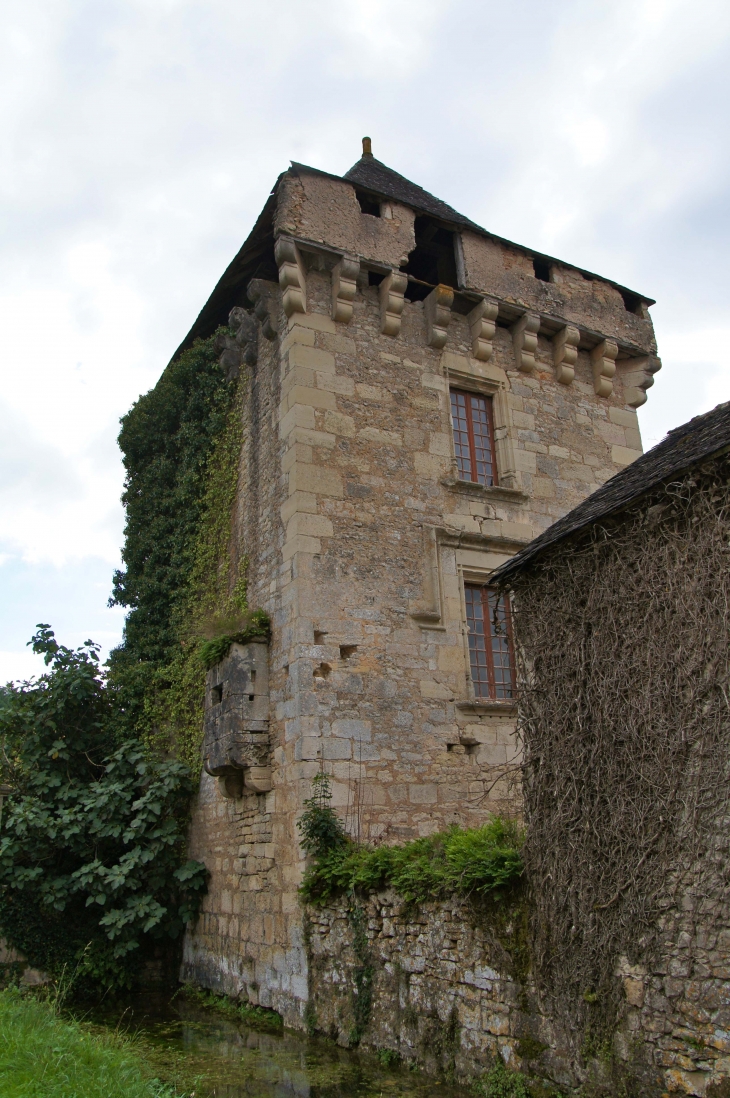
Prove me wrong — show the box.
[85,994,470,1098]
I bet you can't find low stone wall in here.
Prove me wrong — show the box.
[305,891,575,1091]
[304,891,730,1096]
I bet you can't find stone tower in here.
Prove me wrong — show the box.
[181,140,661,1024]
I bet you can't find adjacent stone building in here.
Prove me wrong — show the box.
[181,140,662,1024]
[489,402,730,1096]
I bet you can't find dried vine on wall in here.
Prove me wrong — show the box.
[504,463,728,1045]
[507,461,730,1045]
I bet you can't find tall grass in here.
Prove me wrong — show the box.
[0,988,183,1098]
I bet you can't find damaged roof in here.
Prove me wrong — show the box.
[172,144,653,361]
[491,400,730,586]
[343,154,485,233]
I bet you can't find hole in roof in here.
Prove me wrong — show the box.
[620,289,644,315]
[533,258,551,282]
[356,190,381,217]
[402,216,458,301]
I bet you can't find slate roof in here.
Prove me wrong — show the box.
[343,154,485,233]
[491,401,730,586]
[170,146,653,361]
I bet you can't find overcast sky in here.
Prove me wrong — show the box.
[2,0,729,682]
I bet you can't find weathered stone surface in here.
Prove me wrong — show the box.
[181,160,672,1052]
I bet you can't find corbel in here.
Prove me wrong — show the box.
[246,281,276,341]
[468,298,499,361]
[379,269,408,336]
[621,355,662,408]
[331,255,360,324]
[409,525,445,629]
[591,338,618,398]
[553,324,580,385]
[425,284,454,349]
[274,237,307,317]
[511,313,541,373]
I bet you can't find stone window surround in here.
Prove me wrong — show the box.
[410,525,525,719]
[439,355,525,498]
[457,560,519,717]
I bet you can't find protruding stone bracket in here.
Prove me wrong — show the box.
[468,298,499,361]
[275,237,307,318]
[591,338,619,398]
[553,324,580,385]
[331,255,360,324]
[409,525,445,629]
[425,284,454,349]
[512,313,541,373]
[621,355,662,408]
[247,280,276,341]
[203,640,272,796]
[379,270,408,337]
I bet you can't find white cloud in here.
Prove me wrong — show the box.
[0,0,729,642]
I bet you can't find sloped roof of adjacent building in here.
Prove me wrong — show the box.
[491,400,730,585]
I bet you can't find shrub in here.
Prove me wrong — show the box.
[0,628,207,991]
[297,773,348,859]
[298,777,523,905]
[477,1059,532,1098]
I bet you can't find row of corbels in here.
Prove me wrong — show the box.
[272,238,659,408]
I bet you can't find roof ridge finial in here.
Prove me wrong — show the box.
[362,136,372,158]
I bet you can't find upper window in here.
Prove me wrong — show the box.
[450,389,497,486]
[464,585,516,701]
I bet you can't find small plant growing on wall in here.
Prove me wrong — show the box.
[297,775,523,905]
[297,773,348,858]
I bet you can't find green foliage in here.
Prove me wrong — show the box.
[477,1059,532,1098]
[376,1048,401,1068]
[199,610,271,670]
[347,899,373,1046]
[297,773,349,859]
[0,987,185,1097]
[0,629,206,991]
[300,799,523,906]
[110,332,237,669]
[108,330,258,771]
[182,983,283,1031]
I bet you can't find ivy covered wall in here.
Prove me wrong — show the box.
[108,329,247,770]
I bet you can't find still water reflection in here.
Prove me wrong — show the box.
[87,995,469,1098]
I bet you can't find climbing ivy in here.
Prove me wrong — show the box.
[108,330,253,770]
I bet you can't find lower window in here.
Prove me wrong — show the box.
[464,584,516,700]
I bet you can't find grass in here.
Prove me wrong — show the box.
[300,818,524,906]
[0,987,187,1098]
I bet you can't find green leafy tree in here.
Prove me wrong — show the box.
[0,628,207,990]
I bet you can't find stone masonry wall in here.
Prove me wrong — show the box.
[306,890,730,1096]
[184,162,662,1026]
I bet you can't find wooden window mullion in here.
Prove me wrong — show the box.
[481,587,497,691]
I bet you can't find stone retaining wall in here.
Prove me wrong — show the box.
[304,891,730,1096]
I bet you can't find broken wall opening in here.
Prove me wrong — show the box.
[402,216,458,301]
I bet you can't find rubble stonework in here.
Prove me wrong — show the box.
[181,148,662,1033]
[305,891,730,1096]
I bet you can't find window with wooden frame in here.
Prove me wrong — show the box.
[464,584,516,700]
[449,389,497,486]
